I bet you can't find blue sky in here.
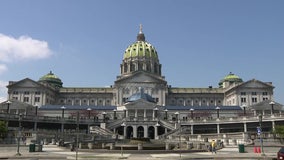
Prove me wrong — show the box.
[0,0,283,104]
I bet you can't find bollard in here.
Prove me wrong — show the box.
[110,143,114,150]
[138,143,143,150]
[165,143,170,150]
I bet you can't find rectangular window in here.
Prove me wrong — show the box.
[252,97,257,103]
[35,91,41,95]
[34,97,40,102]
[252,92,257,95]
[263,97,268,101]
[24,97,29,102]
[24,91,30,95]
[262,92,268,95]
[241,92,246,95]
[241,98,246,103]
[13,91,18,95]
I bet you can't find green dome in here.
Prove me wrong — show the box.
[123,41,158,60]
[39,71,63,88]
[219,72,243,87]
[223,72,242,81]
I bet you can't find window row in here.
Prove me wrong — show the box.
[59,98,112,106]
[12,91,41,95]
[240,92,268,96]
[241,97,269,103]
[168,99,222,106]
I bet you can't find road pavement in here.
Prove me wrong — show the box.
[0,144,280,160]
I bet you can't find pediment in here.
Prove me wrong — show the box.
[124,99,157,109]
[115,71,167,85]
[8,78,43,89]
[239,79,274,89]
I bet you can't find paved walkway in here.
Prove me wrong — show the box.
[0,144,279,160]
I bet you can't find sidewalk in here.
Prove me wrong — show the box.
[0,144,279,160]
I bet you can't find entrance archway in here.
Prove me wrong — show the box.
[137,126,144,138]
[126,126,133,139]
[148,126,155,139]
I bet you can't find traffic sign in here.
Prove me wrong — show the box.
[257,127,261,135]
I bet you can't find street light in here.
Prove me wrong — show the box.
[164,109,168,120]
[154,107,158,119]
[120,122,126,157]
[87,107,92,119]
[113,109,117,120]
[15,113,22,156]
[190,108,194,120]
[175,112,179,122]
[269,101,275,116]
[6,100,12,128]
[102,111,106,122]
[6,100,11,114]
[61,106,66,119]
[216,107,220,119]
[241,104,246,116]
[258,114,265,156]
[35,104,39,116]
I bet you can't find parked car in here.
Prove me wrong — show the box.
[277,147,284,160]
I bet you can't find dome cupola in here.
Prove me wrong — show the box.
[39,71,63,88]
[120,25,161,76]
[219,72,243,88]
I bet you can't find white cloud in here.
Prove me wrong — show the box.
[0,81,7,103]
[0,64,7,74]
[0,33,53,62]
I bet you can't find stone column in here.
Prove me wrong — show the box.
[135,109,138,118]
[217,124,220,134]
[272,120,275,132]
[133,125,137,138]
[244,122,247,132]
[144,109,147,120]
[144,126,148,138]
[123,126,127,138]
[191,125,194,135]
[154,126,158,139]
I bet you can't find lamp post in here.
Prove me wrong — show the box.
[269,101,275,116]
[242,104,246,116]
[6,100,11,114]
[60,106,66,141]
[113,109,117,120]
[6,100,12,128]
[120,122,126,157]
[87,108,92,119]
[154,107,158,119]
[190,108,194,120]
[102,111,106,122]
[164,109,168,120]
[258,114,265,156]
[216,107,220,119]
[61,106,66,119]
[15,113,22,156]
[123,109,127,118]
[175,112,179,122]
[75,111,79,160]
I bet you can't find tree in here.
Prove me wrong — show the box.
[273,125,284,143]
[0,121,8,139]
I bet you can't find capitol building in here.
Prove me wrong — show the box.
[6,26,274,108]
[3,26,281,139]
